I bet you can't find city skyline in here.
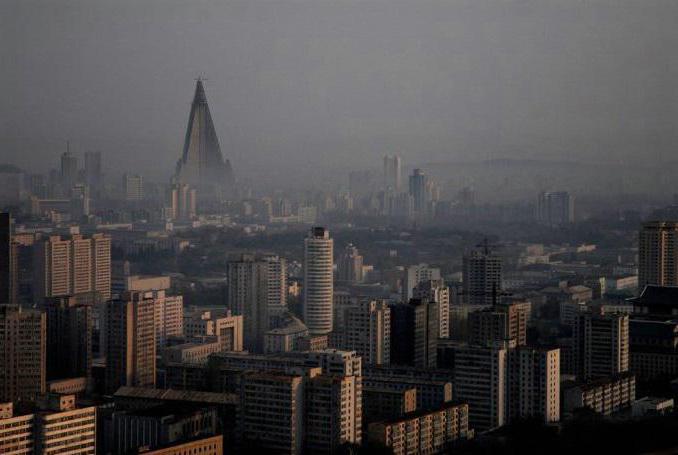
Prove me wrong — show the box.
[3,1,678,193]
[3,1,678,454]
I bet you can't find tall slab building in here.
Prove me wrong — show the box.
[639,221,678,289]
[227,254,286,352]
[174,79,234,198]
[304,227,334,335]
[0,212,16,304]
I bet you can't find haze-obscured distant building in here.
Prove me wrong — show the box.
[402,264,441,302]
[337,243,364,284]
[536,191,574,227]
[463,249,502,306]
[167,182,197,221]
[123,173,143,201]
[383,154,402,191]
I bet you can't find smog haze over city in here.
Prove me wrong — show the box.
[3,0,678,198]
[2,1,678,454]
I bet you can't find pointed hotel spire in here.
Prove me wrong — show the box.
[175,79,234,195]
[194,78,208,104]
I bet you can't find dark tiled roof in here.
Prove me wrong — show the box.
[630,319,678,337]
[631,285,678,306]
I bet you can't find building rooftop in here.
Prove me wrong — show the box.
[562,372,635,391]
[114,387,237,405]
[630,319,678,338]
[122,402,211,419]
[630,285,678,307]
[371,401,467,425]
[267,312,308,335]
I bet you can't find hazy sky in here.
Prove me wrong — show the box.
[2,0,678,183]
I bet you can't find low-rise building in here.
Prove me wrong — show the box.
[562,373,636,417]
[367,402,472,455]
[632,397,674,417]
[138,435,223,455]
[162,339,223,365]
[0,394,97,455]
[0,402,34,454]
[111,403,218,454]
[264,313,308,353]
[183,307,243,352]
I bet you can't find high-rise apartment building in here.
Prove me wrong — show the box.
[413,279,450,339]
[337,243,364,284]
[34,234,111,300]
[152,290,184,348]
[536,191,574,227]
[304,227,334,335]
[42,295,93,383]
[402,263,441,302]
[263,255,287,316]
[122,173,144,201]
[573,312,629,380]
[507,347,560,423]
[639,221,678,289]
[227,254,286,352]
[210,350,362,454]
[306,372,362,453]
[362,368,452,412]
[383,154,402,191]
[239,371,305,454]
[0,305,46,402]
[453,343,507,431]
[462,249,502,306]
[330,299,390,366]
[389,299,438,368]
[104,291,156,394]
[469,301,531,346]
[123,277,184,348]
[0,213,16,305]
[363,387,417,425]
